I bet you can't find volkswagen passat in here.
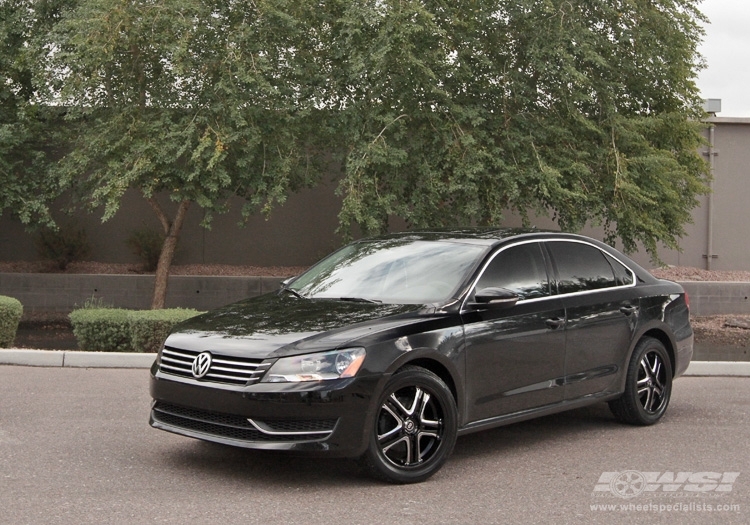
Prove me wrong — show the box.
[149,229,693,483]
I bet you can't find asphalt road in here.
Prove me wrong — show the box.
[1,366,747,525]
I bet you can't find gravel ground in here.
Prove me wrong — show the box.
[650,266,750,282]
[0,260,308,276]
[3,261,749,280]
[690,316,750,347]
[650,266,750,347]
[5,262,750,350]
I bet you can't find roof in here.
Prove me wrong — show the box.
[360,227,561,246]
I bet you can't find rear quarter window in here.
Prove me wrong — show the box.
[604,252,634,286]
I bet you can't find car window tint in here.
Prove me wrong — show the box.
[548,241,617,294]
[604,253,634,286]
[476,243,549,299]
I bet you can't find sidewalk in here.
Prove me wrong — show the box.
[1,348,750,375]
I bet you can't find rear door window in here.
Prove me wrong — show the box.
[546,241,618,294]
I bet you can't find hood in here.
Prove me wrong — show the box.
[164,292,430,359]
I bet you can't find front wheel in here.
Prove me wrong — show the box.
[359,366,457,483]
[609,337,673,425]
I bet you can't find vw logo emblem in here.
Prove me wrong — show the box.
[192,352,212,379]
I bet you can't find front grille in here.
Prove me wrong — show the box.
[159,347,270,386]
[152,402,337,443]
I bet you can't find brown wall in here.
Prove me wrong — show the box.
[1,176,345,267]
[2,117,749,270]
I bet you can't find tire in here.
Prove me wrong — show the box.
[359,366,458,484]
[609,337,673,425]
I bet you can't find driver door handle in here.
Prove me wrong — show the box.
[545,317,565,329]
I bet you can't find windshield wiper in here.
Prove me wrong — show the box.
[339,297,382,304]
[281,287,305,299]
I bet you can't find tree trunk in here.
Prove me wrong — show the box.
[149,198,191,309]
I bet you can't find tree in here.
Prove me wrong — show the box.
[40,0,324,308]
[326,0,709,258]
[28,0,709,302]
[0,0,70,227]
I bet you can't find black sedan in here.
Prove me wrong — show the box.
[149,229,693,483]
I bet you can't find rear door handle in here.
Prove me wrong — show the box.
[545,317,565,329]
[620,305,638,316]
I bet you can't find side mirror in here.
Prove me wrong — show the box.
[470,287,519,309]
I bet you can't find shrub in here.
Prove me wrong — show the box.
[126,228,164,271]
[69,308,132,352]
[129,309,203,353]
[36,223,91,270]
[0,296,23,348]
[69,308,203,352]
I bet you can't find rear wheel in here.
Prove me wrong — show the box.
[359,366,457,483]
[609,337,673,425]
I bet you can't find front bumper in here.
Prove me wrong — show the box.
[149,362,381,458]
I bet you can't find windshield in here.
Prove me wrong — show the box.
[288,239,487,304]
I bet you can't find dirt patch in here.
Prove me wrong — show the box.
[5,261,746,280]
[3,261,310,350]
[0,260,308,277]
[14,314,749,355]
[650,266,750,282]
[5,263,750,354]
[692,315,750,347]
[650,266,750,354]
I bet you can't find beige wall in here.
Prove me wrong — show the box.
[494,118,750,271]
[697,119,750,271]
[634,117,750,271]
[2,117,749,270]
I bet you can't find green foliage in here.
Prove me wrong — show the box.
[43,0,323,226]
[0,296,23,348]
[325,0,710,261]
[10,0,711,270]
[0,0,70,227]
[69,307,202,352]
[35,0,328,307]
[127,228,164,271]
[36,223,91,270]
[129,309,202,353]
[69,308,132,352]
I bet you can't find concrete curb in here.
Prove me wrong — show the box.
[1,349,748,376]
[683,360,750,377]
[0,349,155,369]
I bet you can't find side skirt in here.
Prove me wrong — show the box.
[457,391,622,436]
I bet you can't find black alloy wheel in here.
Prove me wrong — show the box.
[609,337,673,425]
[360,366,457,484]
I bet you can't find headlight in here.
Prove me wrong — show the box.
[262,347,366,383]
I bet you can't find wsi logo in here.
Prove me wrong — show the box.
[594,471,740,499]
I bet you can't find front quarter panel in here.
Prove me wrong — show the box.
[356,317,467,423]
